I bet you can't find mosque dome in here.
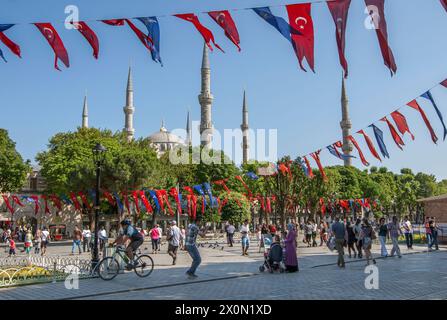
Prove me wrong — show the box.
[148,121,185,156]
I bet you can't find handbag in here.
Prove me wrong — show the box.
[327,236,336,251]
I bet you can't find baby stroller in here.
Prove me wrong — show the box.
[259,235,285,273]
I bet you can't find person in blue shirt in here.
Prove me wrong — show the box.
[112,219,144,268]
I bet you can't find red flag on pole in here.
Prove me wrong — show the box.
[78,191,91,210]
[208,10,241,51]
[364,0,397,75]
[2,195,14,214]
[139,191,153,214]
[169,188,182,215]
[381,117,405,150]
[70,192,81,211]
[41,195,51,214]
[103,191,116,207]
[303,156,314,178]
[125,19,153,51]
[310,150,327,182]
[34,23,70,70]
[122,191,131,214]
[327,0,351,78]
[0,32,21,58]
[71,21,99,59]
[49,194,62,211]
[407,100,438,144]
[348,135,370,166]
[286,3,315,72]
[175,13,224,52]
[357,129,382,162]
[131,191,140,214]
[391,110,415,140]
[11,195,24,207]
[30,195,40,215]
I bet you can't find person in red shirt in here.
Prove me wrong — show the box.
[8,238,16,257]
[268,224,277,237]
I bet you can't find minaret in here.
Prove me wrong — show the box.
[340,77,353,166]
[185,110,192,146]
[82,95,88,128]
[198,42,214,149]
[241,91,249,164]
[123,66,135,142]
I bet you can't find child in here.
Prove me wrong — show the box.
[24,230,33,255]
[8,238,16,257]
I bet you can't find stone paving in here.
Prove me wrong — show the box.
[0,236,445,300]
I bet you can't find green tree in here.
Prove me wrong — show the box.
[0,129,30,193]
[220,192,251,225]
[36,128,158,227]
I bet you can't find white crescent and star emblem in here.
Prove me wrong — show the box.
[216,12,226,24]
[336,18,343,34]
[295,17,308,30]
[43,27,54,40]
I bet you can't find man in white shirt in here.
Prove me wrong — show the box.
[40,227,50,256]
[82,227,92,252]
[98,226,107,251]
[402,216,413,249]
[167,221,181,265]
[240,220,251,256]
[227,223,236,247]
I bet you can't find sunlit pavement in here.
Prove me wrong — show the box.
[0,236,445,300]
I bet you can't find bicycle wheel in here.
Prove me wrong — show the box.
[134,254,154,277]
[97,257,120,280]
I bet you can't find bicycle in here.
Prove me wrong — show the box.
[97,245,154,280]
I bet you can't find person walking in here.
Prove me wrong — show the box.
[167,221,181,265]
[98,226,107,251]
[388,216,402,258]
[304,220,313,247]
[149,225,160,254]
[319,221,328,246]
[40,227,50,256]
[284,223,299,272]
[353,218,363,259]
[7,237,16,257]
[157,224,163,252]
[430,219,439,251]
[360,218,376,266]
[82,227,92,253]
[378,218,389,257]
[425,217,433,251]
[185,216,206,279]
[346,221,357,258]
[240,220,251,256]
[34,229,42,255]
[71,226,82,255]
[24,229,33,255]
[311,220,318,247]
[180,226,186,250]
[227,222,235,247]
[402,216,413,249]
[331,216,346,269]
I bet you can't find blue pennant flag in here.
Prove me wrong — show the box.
[297,157,309,177]
[0,24,14,32]
[59,194,72,205]
[203,183,213,207]
[0,48,6,63]
[421,91,447,141]
[137,17,162,66]
[253,7,292,43]
[88,189,96,203]
[246,172,259,180]
[113,192,124,212]
[369,124,390,159]
[148,190,160,212]
[327,145,356,161]
[193,184,207,208]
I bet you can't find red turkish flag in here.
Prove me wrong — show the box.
[348,136,370,166]
[407,100,438,144]
[391,110,415,140]
[310,150,327,182]
[2,195,14,214]
[357,130,382,162]
[441,0,447,11]
[71,21,99,59]
[208,10,241,51]
[125,19,153,51]
[35,23,69,70]
[286,3,315,72]
[441,79,447,88]
[0,32,21,58]
[102,19,125,26]
[303,156,314,178]
[381,117,405,150]
[327,0,351,78]
[175,13,224,52]
[364,0,397,75]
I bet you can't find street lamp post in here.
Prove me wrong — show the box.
[91,143,107,270]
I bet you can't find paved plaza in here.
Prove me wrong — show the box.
[0,235,446,300]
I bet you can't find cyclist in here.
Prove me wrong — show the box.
[112,219,144,269]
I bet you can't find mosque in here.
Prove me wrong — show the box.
[80,43,251,163]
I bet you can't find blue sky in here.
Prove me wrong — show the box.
[1,0,447,179]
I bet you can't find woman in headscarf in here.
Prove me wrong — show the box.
[284,223,299,272]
